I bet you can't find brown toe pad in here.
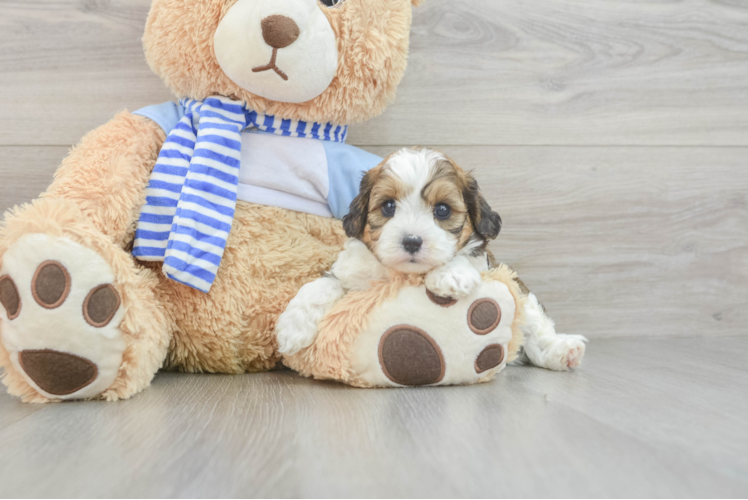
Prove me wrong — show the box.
[83,284,121,328]
[475,344,505,373]
[379,326,445,386]
[426,289,458,308]
[32,261,71,309]
[19,349,98,396]
[468,298,501,335]
[0,276,21,320]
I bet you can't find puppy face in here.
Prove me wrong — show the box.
[343,148,501,274]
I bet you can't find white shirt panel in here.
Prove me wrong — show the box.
[237,132,331,216]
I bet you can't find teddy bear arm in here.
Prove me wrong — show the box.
[44,111,166,248]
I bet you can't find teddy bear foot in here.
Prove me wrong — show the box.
[348,279,518,387]
[0,233,128,401]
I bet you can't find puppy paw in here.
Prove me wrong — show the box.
[276,277,344,356]
[425,262,481,300]
[276,318,317,356]
[539,334,587,371]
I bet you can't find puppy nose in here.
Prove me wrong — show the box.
[260,15,301,49]
[402,236,423,255]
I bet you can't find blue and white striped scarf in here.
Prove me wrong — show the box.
[132,97,348,293]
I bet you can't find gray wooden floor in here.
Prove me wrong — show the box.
[1,0,748,497]
[0,337,746,498]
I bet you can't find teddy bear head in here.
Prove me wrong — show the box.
[143,0,423,126]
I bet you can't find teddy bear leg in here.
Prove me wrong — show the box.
[287,265,526,387]
[349,281,517,387]
[0,199,170,402]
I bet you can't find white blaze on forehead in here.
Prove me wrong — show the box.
[384,148,447,203]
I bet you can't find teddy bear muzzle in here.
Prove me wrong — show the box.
[214,0,338,103]
[251,15,301,81]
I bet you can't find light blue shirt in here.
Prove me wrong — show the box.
[134,101,381,219]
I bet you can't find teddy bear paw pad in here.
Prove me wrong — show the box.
[378,326,445,386]
[350,280,516,387]
[0,234,126,400]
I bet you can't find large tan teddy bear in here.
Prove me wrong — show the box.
[0,0,583,403]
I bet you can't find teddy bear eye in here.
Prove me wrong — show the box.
[320,0,344,7]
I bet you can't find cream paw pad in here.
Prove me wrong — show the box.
[0,234,126,400]
[350,280,516,387]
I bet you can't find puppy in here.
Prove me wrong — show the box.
[276,147,586,370]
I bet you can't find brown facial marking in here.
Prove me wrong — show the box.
[421,160,469,234]
[366,169,410,237]
[378,325,446,386]
[462,175,502,242]
[18,350,98,396]
[83,284,121,328]
[343,162,385,240]
[32,261,71,309]
[0,276,21,320]
[475,344,505,373]
[468,298,502,335]
[426,289,458,308]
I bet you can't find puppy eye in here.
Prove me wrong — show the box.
[434,203,452,220]
[381,200,397,217]
[320,0,344,7]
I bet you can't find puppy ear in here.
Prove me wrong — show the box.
[343,168,377,238]
[464,176,502,241]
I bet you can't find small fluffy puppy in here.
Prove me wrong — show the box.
[276,148,586,370]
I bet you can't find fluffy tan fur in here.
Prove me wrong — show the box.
[44,112,166,247]
[152,203,346,375]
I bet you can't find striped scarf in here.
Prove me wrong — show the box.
[132,97,348,293]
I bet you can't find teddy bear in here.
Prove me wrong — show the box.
[0,0,584,402]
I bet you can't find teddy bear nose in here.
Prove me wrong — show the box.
[260,15,301,49]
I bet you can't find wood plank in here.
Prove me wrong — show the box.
[354,0,748,147]
[1,1,748,146]
[0,147,65,212]
[2,145,747,340]
[0,0,171,147]
[0,337,746,497]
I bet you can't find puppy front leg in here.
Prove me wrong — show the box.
[276,276,345,355]
[425,255,482,299]
[521,292,587,371]
[276,240,385,355]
